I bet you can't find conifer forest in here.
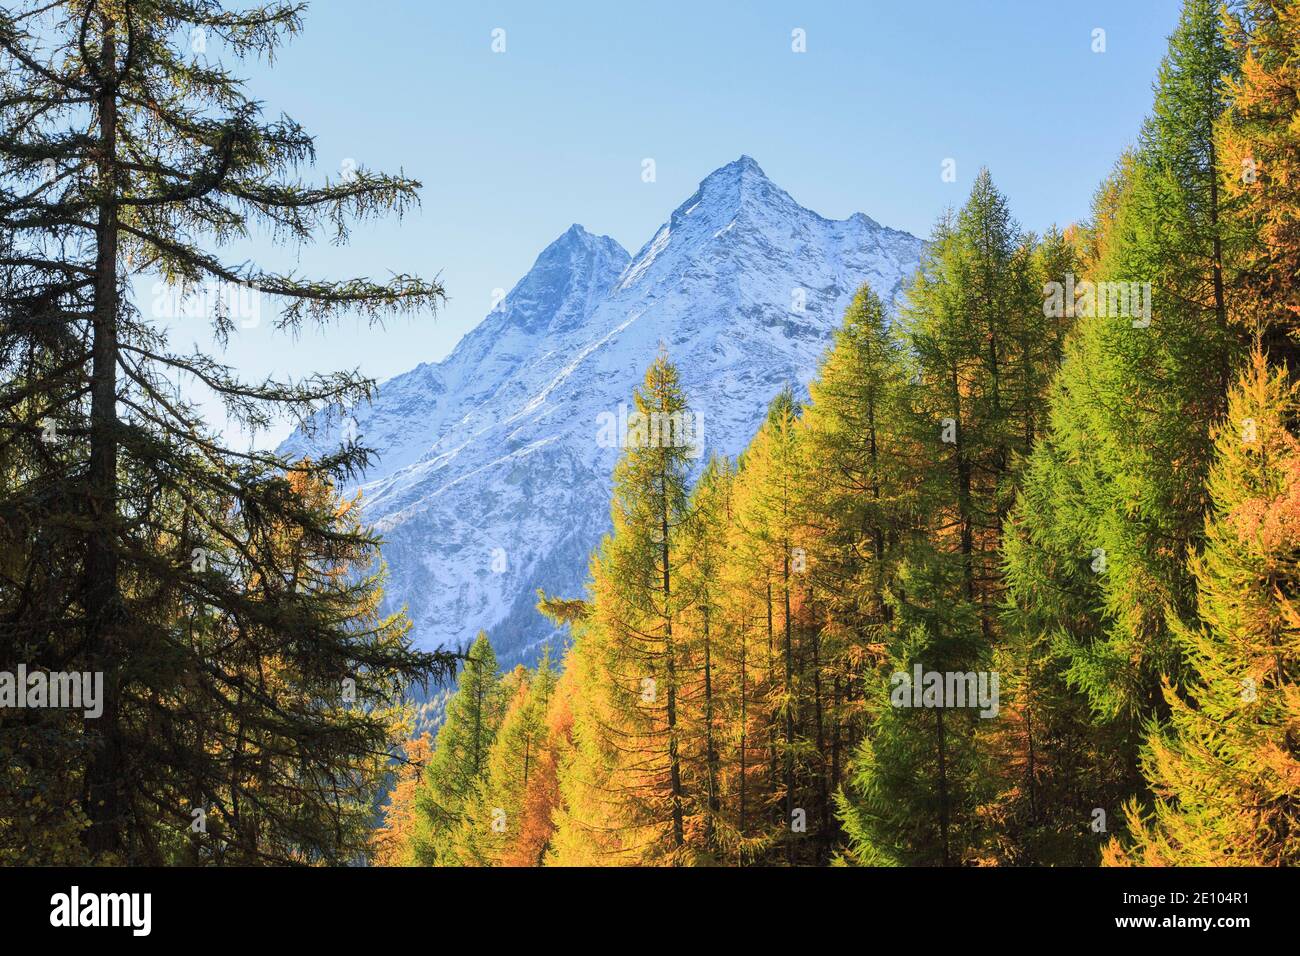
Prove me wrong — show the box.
[0,1,1295,935]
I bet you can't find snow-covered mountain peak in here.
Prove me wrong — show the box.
[493,224,630,335]
[691,153,777,200]
[534,222,626,269]
[279,157,927,666]
[667,154,794,228]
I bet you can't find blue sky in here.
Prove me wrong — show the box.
[159,0,1185,446]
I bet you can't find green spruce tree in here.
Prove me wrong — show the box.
[413,631,506,865]
[839,171,1043,866]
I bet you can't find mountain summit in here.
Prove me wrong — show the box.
[279,158,926,664]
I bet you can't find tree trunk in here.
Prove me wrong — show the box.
[472,658,483,775]
[783,549,794,864]
[767,579,777,804]
[953,366,975,607]
[702,607,720,854]
[936,707,951,866]
[662,484,685,852]
[84,16,125,860]
[739,620,748,863]
[830,675,841,800]
[812,619,827,860]
[1207,91,1230,400]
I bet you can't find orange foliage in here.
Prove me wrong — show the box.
[370,733,433,867]
[504,670,572,866]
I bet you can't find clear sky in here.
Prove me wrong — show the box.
[156,0,1185,447]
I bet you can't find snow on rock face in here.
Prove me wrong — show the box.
[279,156,925,666]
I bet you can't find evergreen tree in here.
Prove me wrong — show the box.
[1221,0,1300,370]
[0,258,90,862]
[989,162,1149,865]
[549,353,699,864]
[0,0,455,862]
[839,171,1043,866]
[799,285,912,859]
[1021,0,1242,725]
[455,651,558,866]
[547,606,630,865]
[674,456,734,859]
[994,429,1134,864]
[995,1,1253,863]
[982,224,1118,865]
[412,631,506,865]
[1107,353,1300,865]
[728,390,818,863]
[716,452,778,864]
